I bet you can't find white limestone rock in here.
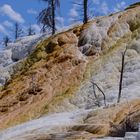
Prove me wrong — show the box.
[0,49,13,67]
[78,13,131,55]
[0,34,46,86]
[128,39,140,54]
[8,35,41,61]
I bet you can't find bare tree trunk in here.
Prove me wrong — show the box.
[15,23,18,39]
[3,36,10,47]
[52,0,55,35]
[83,0,88,24]
[117,48,127,103]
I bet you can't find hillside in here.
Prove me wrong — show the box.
[0,3,140,140]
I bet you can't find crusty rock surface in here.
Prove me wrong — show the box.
[0,3,140,140]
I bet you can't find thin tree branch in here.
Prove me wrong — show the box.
[91,81,106,106]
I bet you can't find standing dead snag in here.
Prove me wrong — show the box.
[117,48,127,103]
[72,0,91,24]
[3,36,10,47]
[91,81,106,107]
[37,0,60,35]
[83,0,88,24]
[14,22,23,40]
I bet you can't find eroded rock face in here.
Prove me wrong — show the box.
[78,6,140,56]
[0,31,87,130]
[42,6,140,113]
[1,4,140,140]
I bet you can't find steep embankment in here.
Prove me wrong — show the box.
[0,3,140,140]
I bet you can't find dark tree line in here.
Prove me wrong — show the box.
[14,23,36,39]
[2,0,90,47]
[2,23,36,47]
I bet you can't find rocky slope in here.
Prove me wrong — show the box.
[0,3,140,140]
[0,34,48,86]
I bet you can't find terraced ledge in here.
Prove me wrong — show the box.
[95,124,140,140]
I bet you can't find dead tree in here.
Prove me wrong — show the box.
[83,0,88,24]
[117,48,127,103]
[3,36,10,47]
[91,81,106,107]
[27,24,35,36]
[72,0,92,24]
[14,22,23,39]
[37,0,60,35]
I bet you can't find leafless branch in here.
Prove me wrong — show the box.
[91,81,106,106]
